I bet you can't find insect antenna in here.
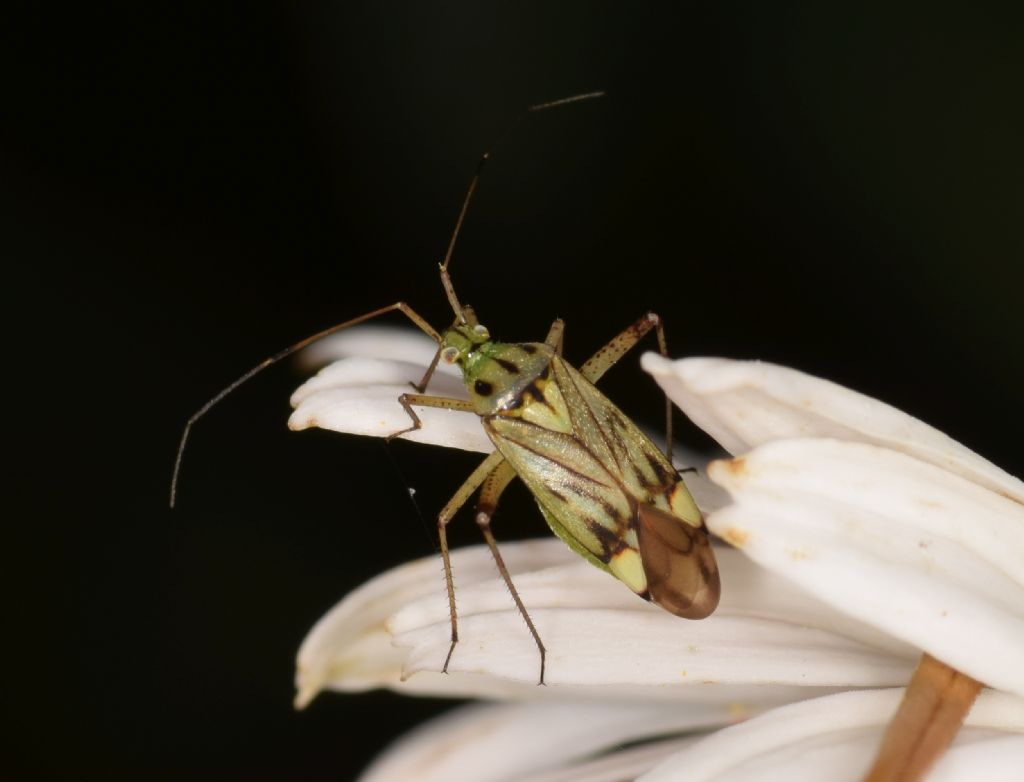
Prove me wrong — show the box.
[439,91,605,323]
[170,303,441,508]
[411,307,475,392]
[172,92,604,508]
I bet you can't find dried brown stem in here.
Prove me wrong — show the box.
[864,653,983,782]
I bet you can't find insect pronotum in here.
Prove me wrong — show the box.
[172,92,720,684]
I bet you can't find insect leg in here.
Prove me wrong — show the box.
[435,450,507,674]
[171,301,441,507]
[543,318,565,355]
[388,393,476,441]
[475,461,548,685]
[579,312,675,464]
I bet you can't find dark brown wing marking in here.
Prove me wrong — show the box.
[550,357,688,512]
[635,503,719,618]
[550,358,629,474]
[484,416,633,557]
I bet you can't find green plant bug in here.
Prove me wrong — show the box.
[172,92,720,684]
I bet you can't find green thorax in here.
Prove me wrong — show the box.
[440,324,553,415]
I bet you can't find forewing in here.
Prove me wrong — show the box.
[550,358,702,526]
[484,417,634,562]
[636,502,720,618]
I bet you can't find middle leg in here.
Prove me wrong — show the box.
[435,449,507,674]
[474,461,547,684]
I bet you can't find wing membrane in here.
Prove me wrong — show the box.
[484,416,633,559]
[552,358,701,525]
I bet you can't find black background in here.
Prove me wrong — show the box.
[10,2,1023,779]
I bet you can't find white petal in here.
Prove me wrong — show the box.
[518,738,696,782]
[706,438,1024,696]
[288,355,491,451]
[294,540,572,707]
[928,734,1024,782]
[638,688,1024,782]
[296,325,460,375]
[357,700,737,782]
[396,605,910,695]
[641,355,1024,504]
[298,538,918,705]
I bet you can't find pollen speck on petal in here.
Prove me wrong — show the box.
[721,527,750,548]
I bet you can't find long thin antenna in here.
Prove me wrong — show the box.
[170,302,440,508]
[527,91,606,112]
[172,91,605,507]
[439,90,605,321]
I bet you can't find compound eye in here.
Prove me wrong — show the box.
[473,323,490,341]
[440,346,460,364]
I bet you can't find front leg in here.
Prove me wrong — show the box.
[386,393,477,441]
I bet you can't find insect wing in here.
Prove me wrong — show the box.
[550,358,718,616]
[551,357,702,527]
[635,502,719,618]
[484,416,635,566]
[484,357,718,614]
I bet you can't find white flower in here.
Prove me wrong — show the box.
[290,328,1024,780]
[351,689,1024,782]
[296,540,916,703]
[641,355,1024,698]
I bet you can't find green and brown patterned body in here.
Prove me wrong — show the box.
[441,325,720,619]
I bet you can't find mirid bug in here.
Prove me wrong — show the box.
[172,93,720,683]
